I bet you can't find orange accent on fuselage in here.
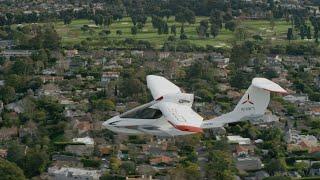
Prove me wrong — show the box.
[167,120,203,133]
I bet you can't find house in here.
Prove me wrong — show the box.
[143,51,157,59]
[48,166,101,180]
[19,121,37,138]
[125,175,158,180]
[65,137,95,156]
[310,166,320,176]
[149,156,173,165]
[37,83,61,97]
[0,50,33,58]
[42,68,56,75]
[285,129,318,145]
[209,53,229,69]
[0,149,7,158]
[235,145,249,157]
[72,136,94,145]
[285,129,320,153]
[97,145,112,156]
[0,40,14,49]
[5,100,25,114]
[178,58,193,67]
[193,53,206,61]
[0,126,18,140]
[315,75,320,88]
[227,135,251,145]
[103,60,123,70]
[65,49,79,57]
[142,140,168,154]
[73,120,93,134]
[65,144,94,156]
[159,52,170,60]
[0,101,3,113]
[136,165,157,176]
[51,155,82,167]
[64,109,86,118]
[101,72,119,85]
[250,112,279,125]
[307,106,320,117]
[236,157,263,171]
[244,171,269,180]
[40,75,64,83]
[283,94,309,103]
[131,50,144,57]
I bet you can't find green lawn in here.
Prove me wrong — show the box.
[53,17,295,49]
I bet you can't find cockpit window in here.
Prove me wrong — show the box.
[120,107,162,119]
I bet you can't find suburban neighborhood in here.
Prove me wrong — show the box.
[0,0,320,180]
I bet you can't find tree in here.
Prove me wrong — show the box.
[104,15,113,27]
[63,15,72,25]
[314,28,319,43]
[180,25,185,34]
[175,8,195,25]
[7,142,25,168]
[230,44,250,68]
[294,161,308,176]
[287,28,293,41]
[210,10,223,28]
[170,162,200,180]
[300,25,306,39]
[92,99,115,111]
[210,24,220,38]
[180,33,187,40]
[42,26,61,50]
[206,150,236,179]
[0,86,15,103]
[197,20,209,38]
[307,26,312,39]
[171,25,177,36]
[0,158,26,180]
[164,23,169,34]
[120,161,135,175]
[93,14,104,26]
[225,21,236,31]
[235,26,249,41]
[116,30,122,36]
[110,157,121,173]
[24,148,49,178]
[266,158,287,175]
[264,68,279,79]
[131,26,138,35]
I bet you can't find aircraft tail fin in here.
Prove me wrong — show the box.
[201,78,287,129]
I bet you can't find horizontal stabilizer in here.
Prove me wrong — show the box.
[252,78,287,94]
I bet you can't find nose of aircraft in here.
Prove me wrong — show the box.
[103,116,120,127]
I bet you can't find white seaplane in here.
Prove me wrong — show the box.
[103,75,287,136]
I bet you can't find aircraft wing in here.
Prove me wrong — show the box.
[147,75,181,100]
[158,102,203,133]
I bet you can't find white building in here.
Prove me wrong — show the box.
[283,94,309,103]
[72,137,94,146]
[226,135,251,145]
[48,167,101,180]
[285,129,318,145]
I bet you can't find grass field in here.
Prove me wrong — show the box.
[53,17,295,49]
